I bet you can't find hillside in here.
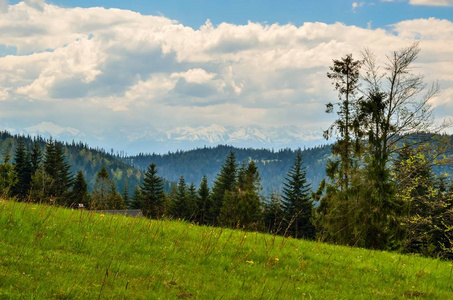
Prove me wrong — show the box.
[2,131,452,199]
[0,131,173,196]
[125,144,332,195]
[1,199,451,299]
[0,131,332,196]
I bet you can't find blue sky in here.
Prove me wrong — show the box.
[12,0,453,29]
[0,0,452,153]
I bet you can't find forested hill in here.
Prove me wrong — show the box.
[0,131,172,195]
[0,131,330,196]
[3,130,452,197]
[124,144,332,195]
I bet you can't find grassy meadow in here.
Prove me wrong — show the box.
[1,199,452,299]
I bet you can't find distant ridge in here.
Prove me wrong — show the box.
[124,144,332,195]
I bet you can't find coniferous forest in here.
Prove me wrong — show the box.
[1,43,453,260]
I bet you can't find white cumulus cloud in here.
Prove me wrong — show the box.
[382,0,453,5]
[0,1,451,152]
[352,2,365,12]
[0,0,8,13]
[409,0,453,6]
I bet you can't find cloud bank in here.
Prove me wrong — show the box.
[382,0,453,6]
[0,1,452,153]
[410,0,453,6]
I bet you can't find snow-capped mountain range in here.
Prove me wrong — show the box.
[161,124,321,144]
[15,122,325,154]
[131,124,325,153]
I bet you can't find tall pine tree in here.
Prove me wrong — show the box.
[140,163,165,218]
[209,151,237,224]
[220,161,263,229]
[316,53,365,245]
[196,175,210,225]
[69,170,89,208]
[171,175,189,219]
[0,152,16,198]
[30,142,42,175]
[187,182,198,221]
[42,139,73,204]
[54,143,73,203]
[12,139,32,201]
[282,151,315,239]
[130,186,143,209]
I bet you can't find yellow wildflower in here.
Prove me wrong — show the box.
[274,257,279,261]
[100,214,105,218]
[246,260,254,265]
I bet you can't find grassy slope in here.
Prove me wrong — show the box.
[1,200,452,299]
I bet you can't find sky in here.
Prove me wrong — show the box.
[0,0,452,154]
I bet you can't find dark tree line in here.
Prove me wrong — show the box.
[1,138,78,206]
[0,131,159,200]
[0,138,127,210]
[125,144,330,196]
[131,150,315,239]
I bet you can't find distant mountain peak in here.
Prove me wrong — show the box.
[13,122,325,155]
[162,124,322,145]
[24,122,81,139]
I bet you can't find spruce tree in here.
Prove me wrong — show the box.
[239,161,263,228]
[325,54,362,193]
[54,143,73,203]
[140,163,165,218]
[69,170,89,208]
[318,54,362,243]
[220,161,263,229]
[42,139,73,204]
[44,138,57,180]
[282,151,315,239]
[122,178,130,208]
[171,175,189,219]
[187,182,198,221]
[131,186,143,209]
[197,175,210,225]
[209,151,237,224]
[218,190,238,227]
[30,142,42,175]
[12,139,32,201]
[0,152,16,198]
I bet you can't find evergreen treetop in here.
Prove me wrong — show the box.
[140,163,165,218]
[282,151,314,239]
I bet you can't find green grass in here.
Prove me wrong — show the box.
[1,199,452,299]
